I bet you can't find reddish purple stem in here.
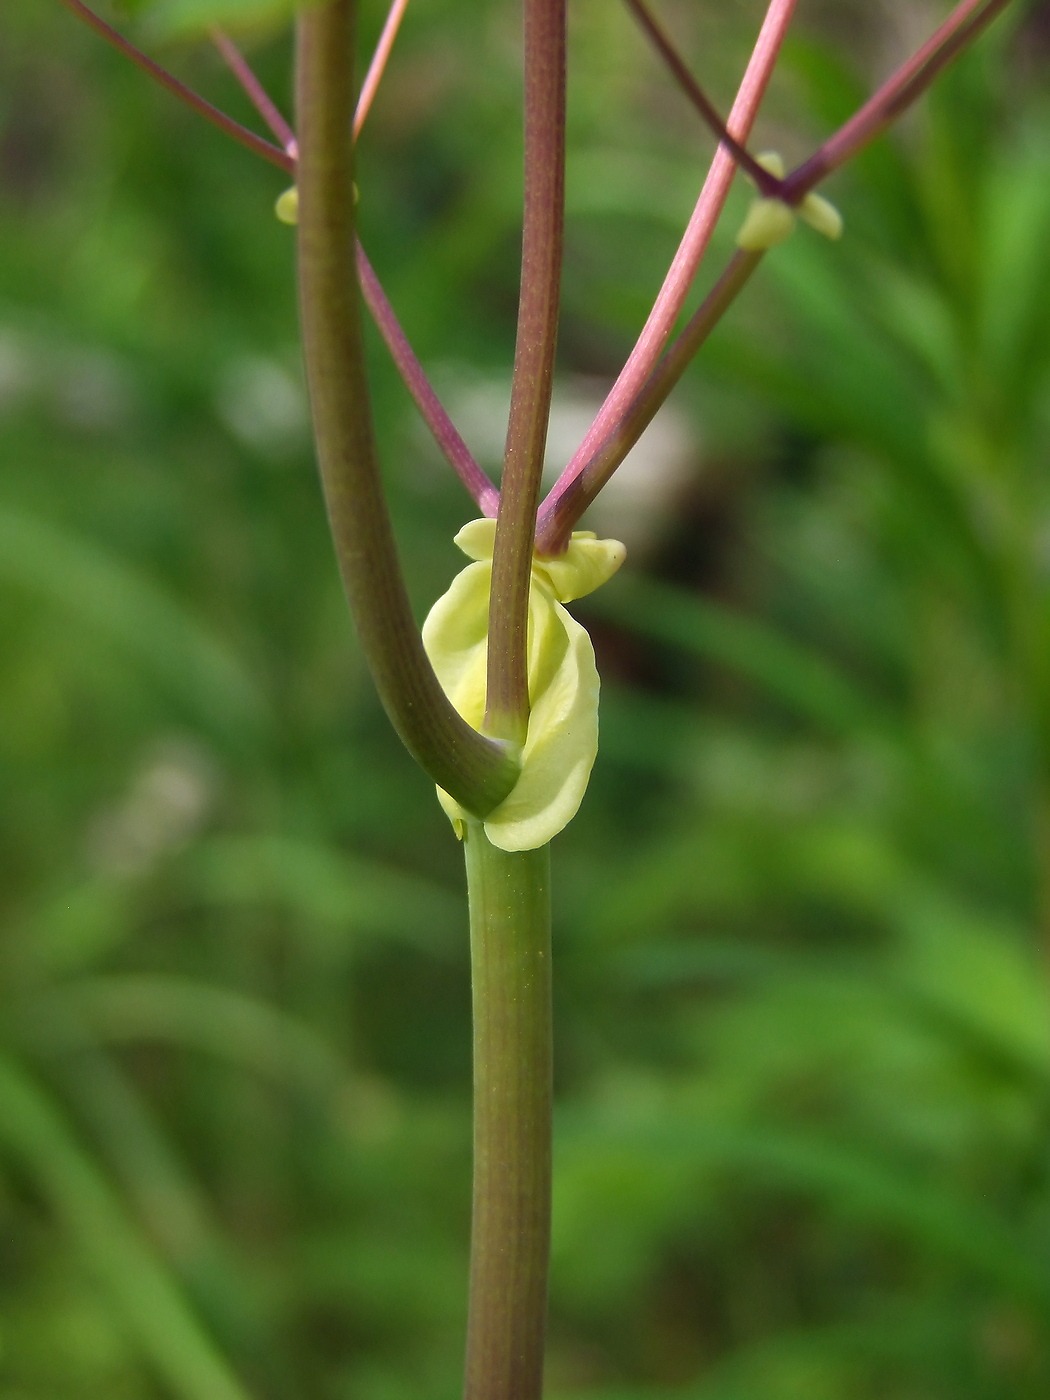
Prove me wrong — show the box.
[782,0,1015,201]
[210,26,299,158]
[538,0,1017,551]
[356,246,500,515]
[56,0,293,173]
[536,0,796,552]
[355,0,412,138]
[60,0,496,514]
[622,0,782,196]
[485,0,567,739]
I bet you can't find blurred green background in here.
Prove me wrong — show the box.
[2,0,1050,1395]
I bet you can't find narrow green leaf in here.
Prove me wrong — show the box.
[557,1118,1050,1312]
[31,975,343,1096]
[187,834,465,951]
[132,0,317,40]
[0,505,267,748]
[587,573,884,735]
[0,1052,252,1400]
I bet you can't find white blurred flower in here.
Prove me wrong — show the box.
[86,738,217,877]
[217,355,308,456]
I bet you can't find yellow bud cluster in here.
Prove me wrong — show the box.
[735,151,843,252]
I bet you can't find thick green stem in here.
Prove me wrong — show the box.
[463,823,552,1400]
[295,0,518,816]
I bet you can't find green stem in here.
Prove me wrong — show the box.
[294,0,518,816]
[463,822,552,1400]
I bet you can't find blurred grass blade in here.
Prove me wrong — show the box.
[558,1118,1050,1311]
[0,1052,253,1400]
[126,0,314,39]
[187,834,465,951]
[58,1048,262,1352]
[0,505,267,747]
[31,975,343,1096]
[587,573,884,734]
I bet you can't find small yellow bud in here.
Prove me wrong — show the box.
[277,184,358,224]
[799,191,844,240]
[275,186,299,225]
[754,150,786,180]
[736,198,796,251]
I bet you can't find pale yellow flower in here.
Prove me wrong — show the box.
[422,519,626,851]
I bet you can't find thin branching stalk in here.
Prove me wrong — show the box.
[536,0,1019,550]
[540,250,763,543]
[485,0,567,743]
[205,30,490,506]
[355,247,500,514]
[355,0,412,137]
[56,0,294,172]
[295,0,517,814]
[535,0,795,553]
[622,0,782,194]
[782,0,1016,201]
[211,26,299,156]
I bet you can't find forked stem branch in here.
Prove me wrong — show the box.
[294,0,517,814]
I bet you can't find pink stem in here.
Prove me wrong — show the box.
[622,0,782,195]
[59,0,495,516]
[210,26,298,158]
[355,0,412,138]
[56,0,294,174]
[535,0,796,549]
[781,0,1015,201]
[356,246,499,515]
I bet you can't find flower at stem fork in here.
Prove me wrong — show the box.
[423,520,625,850]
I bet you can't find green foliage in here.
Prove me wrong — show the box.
[116,0,314,41]
[2,2,1049,1398]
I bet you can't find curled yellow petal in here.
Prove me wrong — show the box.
[422,521,626,851]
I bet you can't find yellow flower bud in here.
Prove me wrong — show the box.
[735,150,843,248]
[799,191,844,240]
[736,198,796,251]
[275,187,299,225]
[754,150,786,180]
[422,519,626,851]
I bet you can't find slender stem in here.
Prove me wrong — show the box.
[57,0,294,173]
[485,0,567,743]
[782,0,1016,202]
[535,0,795,551]
[205,25,495,511]
[210,26,298,157]
[622,0,781,194]
[295,0,518,815]
[463,823,552,1400]
[356,245,500,515]
[539,251,763,548]
[537,0,1016,551]
[65,0,493,517]
[355,0,412,138]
